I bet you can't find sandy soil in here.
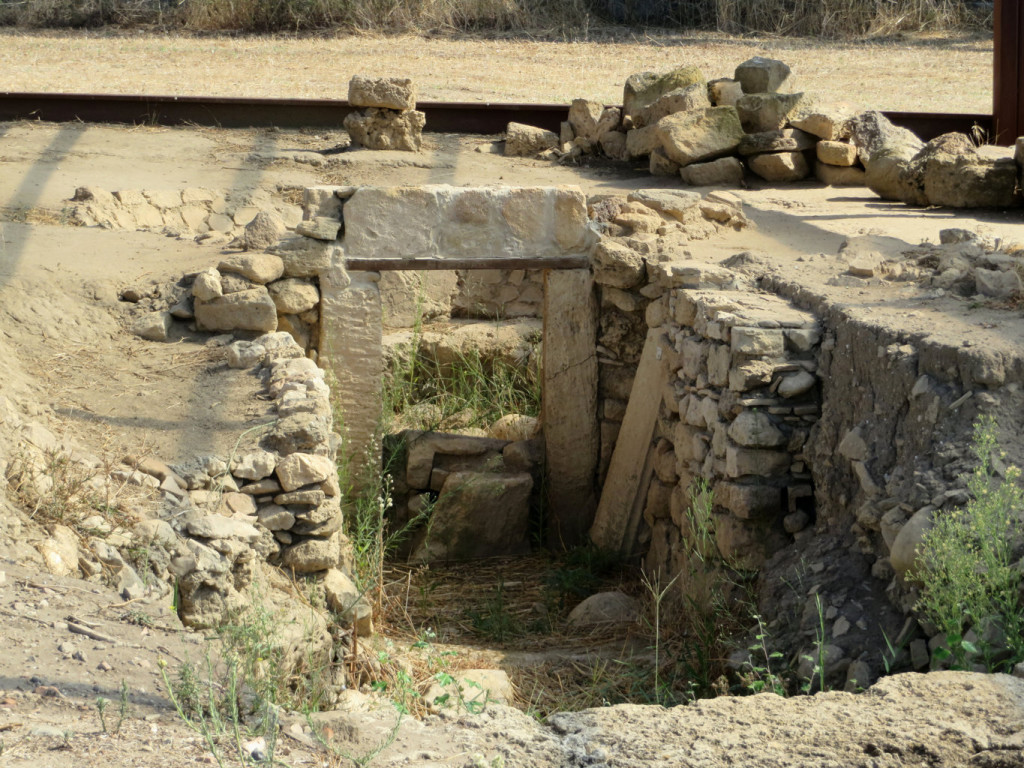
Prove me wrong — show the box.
[0,29,994,113]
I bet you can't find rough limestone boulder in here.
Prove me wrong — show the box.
[623,66,705,125]
[738,128,816,156]
[348,75,417,111]
[344,108,425,152]
[680,157,745,186]
[734,56,791,93]
[897,133,1020,208]
[409,471,533,562]
[632,83,710,129]
[504,122,559,157]
[847,110,923,165]
[656,106,745,167]
[194,288,278,333]
[736,92,803,133]
[748,151,810,182]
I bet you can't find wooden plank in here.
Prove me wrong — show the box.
[993,0,1024,144]
[590,328,671,557]
[543,269,599,548]
[346,256,589,271]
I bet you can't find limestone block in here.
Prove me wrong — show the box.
[323,568,372,636]
[218,254,285,284]
[345,108,425,152]
[734,56,791,94]
[593,106,621,136]
[707,343,730,387]
[295,217,342,241]
[847,111,923,165]
[633,83,710,129]
[816,162,867,187]
[709,78,743,107]
[192,268,223,301]
[410,472,533,562]
[728,360,774,391]
[715,482,782,519]
[736,93,804,133]
[195,288,278,333]
[257,504,295,531]
[268,278,320,315]
[889,506,934,575]
[837,428,869,462]
[186,515,261,542]
[680,157,745,186]
[783,327,821,353]
[625,124,661,158]
[568,99,605,142]
[725,446,790,477]
[282,534,340,572]
[731,327,784,357]
[232,450,278,480]
[592,240,644,289]
[343,185,591,263]
[134,311,172,341]
[748,152,810,182]
[789,103,852,141]
[714,513,767,567]
[567,591,640,627]
[650,148,681,176]
[303,186,343,220]
[348,75,416,111]
[975,267,1022,299]
[738,129,816,156]
[656,106,745,167]
[626,189,702,221]
[623,66,705,123]
[271,237,337,278]
[599,130,627,160]
[505,122,558,156]
[728,410,786,448]
[817,140,858,166]
[275,452,336,492]
[292,498,343,536]
[404,432,509,489]
[777,370,816,398]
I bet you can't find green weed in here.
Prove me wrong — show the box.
[916,415,1024,671]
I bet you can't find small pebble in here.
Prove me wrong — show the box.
[98,661,113,672]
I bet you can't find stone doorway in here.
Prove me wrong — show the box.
[319,184,601,549]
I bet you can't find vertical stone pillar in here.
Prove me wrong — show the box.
[543,268,599,548]
[319,254,383,484]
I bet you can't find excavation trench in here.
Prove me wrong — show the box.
[313,182,1024,705]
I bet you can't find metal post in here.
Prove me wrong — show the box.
[993,0,1024,145]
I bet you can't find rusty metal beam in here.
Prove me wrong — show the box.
[0,92,568,133]
[994,0,1024,144]
[345,256,589,271]
[0,91,993,142]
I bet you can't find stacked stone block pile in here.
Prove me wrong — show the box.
[507,56,1023,208]
[343,75,425,152]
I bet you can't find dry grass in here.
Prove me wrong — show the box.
[0,28,993,113]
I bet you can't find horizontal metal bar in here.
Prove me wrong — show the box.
[884,111,994,142]
[345,256,589,271]
[0,92,568,133]
[0,91,997,141]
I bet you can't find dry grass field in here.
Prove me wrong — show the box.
[0,29,992,112]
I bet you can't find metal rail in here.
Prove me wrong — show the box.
[0,91,994,142]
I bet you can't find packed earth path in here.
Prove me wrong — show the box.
[0,29,994,113]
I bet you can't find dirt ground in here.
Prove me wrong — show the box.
[0,29,994,113]
[2,106,1024,763]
